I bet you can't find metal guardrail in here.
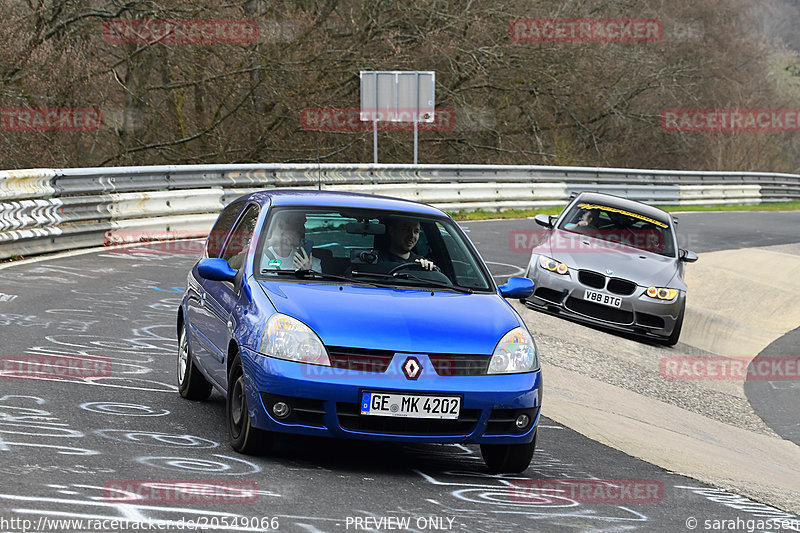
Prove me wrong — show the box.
[1,163,798,260]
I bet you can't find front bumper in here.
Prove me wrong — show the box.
[240,346,541,445]
[524,258,683,339]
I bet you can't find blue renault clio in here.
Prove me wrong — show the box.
[177,190,541,472]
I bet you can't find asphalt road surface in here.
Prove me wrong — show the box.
[0,211,797,533]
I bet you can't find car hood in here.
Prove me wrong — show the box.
[257,281,519,354]
[538,231,679,286]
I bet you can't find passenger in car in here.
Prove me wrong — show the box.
[378,217,437,270]
[261,211,321,272]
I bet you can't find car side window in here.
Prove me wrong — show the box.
[435,222,490,290]
[415,224,432,256]
[220,204,260,270]
[206,202,245,258]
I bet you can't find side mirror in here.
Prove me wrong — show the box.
[679,249,698,263]
[198,258,238,282]
[534,214,554,229]
[499,277,535,299]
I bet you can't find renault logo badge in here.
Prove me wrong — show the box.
[402,357,421,380]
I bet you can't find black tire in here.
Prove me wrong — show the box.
[227,355,272,454]
[480,430,537,474]
[177,324,213,401]
[660,301,685,347]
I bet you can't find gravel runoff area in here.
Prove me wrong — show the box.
[515,303,780,439]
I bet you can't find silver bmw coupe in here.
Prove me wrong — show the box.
[523,192,698,345]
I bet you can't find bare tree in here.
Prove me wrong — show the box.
[0,0,797,172]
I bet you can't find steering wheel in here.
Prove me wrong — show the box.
[388,261,426,275]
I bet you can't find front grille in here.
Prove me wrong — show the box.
[260,393,326,427]
[337,402,480,436]
[578,270,606,289]
[636,312,665,329]
[565,297,633,324]
[327,348,488,376]
[607,278,637,295]
[533,287,565,304]
[429,354,490,376]
[327,347,393,373]
[485,408,540,435]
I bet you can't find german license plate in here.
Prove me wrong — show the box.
[360,392,460,420]
[584,289,622,308]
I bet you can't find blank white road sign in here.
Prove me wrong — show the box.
[360,71,435,123]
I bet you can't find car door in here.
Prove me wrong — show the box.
[201,203,260,387]
[185,201,245,386]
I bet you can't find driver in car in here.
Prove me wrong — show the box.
[565,208,599,231]
[379,217,437,271]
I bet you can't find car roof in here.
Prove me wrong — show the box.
[572,192,672,225]
[234,189,447,217]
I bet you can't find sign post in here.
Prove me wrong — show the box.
[360,71,435,164]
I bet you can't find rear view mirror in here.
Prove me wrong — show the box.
[534,214,554,229]
[346,221,386,235]
[679,249,698,263]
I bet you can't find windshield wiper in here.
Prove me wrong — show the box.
[263,269,473,293]
[262,268,333,279]
[260,269,389,288]
[350,270,473,294]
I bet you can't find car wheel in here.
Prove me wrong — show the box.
[177,324,212,401]
[480,430,537,474]
[660,301,686,347]
[227,355,272,454]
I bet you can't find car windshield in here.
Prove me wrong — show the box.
[254,207,493,291]
[558,201,676,257]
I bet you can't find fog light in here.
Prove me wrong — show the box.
[272,401,291,419]
[515,414,530,430]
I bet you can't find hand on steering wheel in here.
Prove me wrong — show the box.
[387,261,425,275]
[387,259,439,275]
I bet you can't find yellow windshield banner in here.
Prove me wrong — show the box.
[577,203,668,228]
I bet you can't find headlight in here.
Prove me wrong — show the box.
[488,327,540,374]
[538,255,569,275]
[259,314,331,366]
[645,286,678,300]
